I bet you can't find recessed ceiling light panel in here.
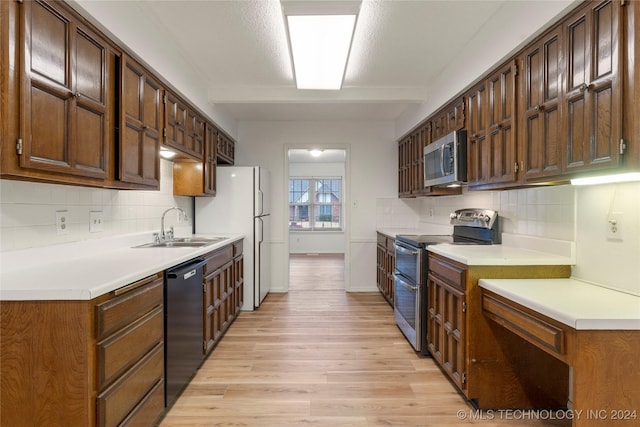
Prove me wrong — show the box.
[286,14,357,90]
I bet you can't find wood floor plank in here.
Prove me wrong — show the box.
[159,256,569,427]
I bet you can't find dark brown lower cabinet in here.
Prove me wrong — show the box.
[426,252,572,409]
[0,272,166,427]
[202,240,244,355]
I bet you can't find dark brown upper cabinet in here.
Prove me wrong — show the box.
[164,91,205,160]
[520,25,563,182]
[173,123,217,197]
[563,0,622,175]
[119,54,162,188]
[486,60,518,186]
[465,81,488,187]
[18,0,114,181]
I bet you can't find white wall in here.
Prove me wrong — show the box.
[289,161,345,254]
[0,160,193,251]
[236,120,397,292]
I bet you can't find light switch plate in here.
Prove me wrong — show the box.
[90,211,104,233]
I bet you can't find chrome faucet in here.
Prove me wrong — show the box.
[157,207,187,243]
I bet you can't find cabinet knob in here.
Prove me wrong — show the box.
[578,83,590,93]
[74,92,81,99]
[533,104,543,112]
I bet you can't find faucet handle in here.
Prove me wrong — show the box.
[153,232,161,243]
[167,226,174,240]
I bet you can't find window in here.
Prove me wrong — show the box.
[289,178,342,230]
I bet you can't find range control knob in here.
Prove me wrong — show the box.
[481,215,491,223]
[449,212,459,220]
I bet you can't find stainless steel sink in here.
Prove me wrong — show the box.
[133,236,226,248]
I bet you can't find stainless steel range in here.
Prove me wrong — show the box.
[393,208,500,355]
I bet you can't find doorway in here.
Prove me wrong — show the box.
[286,148,347,292]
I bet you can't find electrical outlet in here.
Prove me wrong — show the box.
[607,212,623,241]
[90,211,104,233]
[56,211,69,235]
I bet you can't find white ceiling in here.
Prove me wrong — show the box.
[75,0,511,122]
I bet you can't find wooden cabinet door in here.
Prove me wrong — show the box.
[203,124,217,195]
[426,275,444,364]
[164,92,188,152]
[441,281,465,390]
[564,0,622,174]
[466,82,487,186]
[120,55,161,188]
[521,27,563,181]
[20,0,111,179]
[185,111,205,158]
[398,137,412,197]
[203,260,233,355]
[486,60,518,185]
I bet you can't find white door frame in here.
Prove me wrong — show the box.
[283,144,351,291]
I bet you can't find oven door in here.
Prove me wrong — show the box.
[393,273,421,351]
[394,241,421,281]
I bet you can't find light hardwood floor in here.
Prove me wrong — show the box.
[160,258,570,427]
[288,253,345,291]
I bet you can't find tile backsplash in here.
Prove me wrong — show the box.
[377,182,640,295]
[0,160,193,251]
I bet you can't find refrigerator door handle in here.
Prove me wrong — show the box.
[259,217,264,243]
[258,189,264,216]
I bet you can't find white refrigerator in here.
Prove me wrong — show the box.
[195,166,271,310]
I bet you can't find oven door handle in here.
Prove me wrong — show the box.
[394,243,419,256]
[394,274,417,292]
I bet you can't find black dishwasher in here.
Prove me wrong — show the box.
[164,258,206,408]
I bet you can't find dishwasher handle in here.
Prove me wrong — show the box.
[166,258,206,280]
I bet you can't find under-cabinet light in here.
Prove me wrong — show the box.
[286,14,357,90]
[570,172,640,186]
[160,147,177,159]
[309,149,324,157]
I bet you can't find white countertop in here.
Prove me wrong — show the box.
[479,278,640,330]
[428,244,575,266]
[0,232,244,301]
[427,233,576,266]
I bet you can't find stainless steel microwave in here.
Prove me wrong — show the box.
[423,130,467,187]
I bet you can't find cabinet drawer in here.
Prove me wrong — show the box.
[96,274,163,340]
[97,343,164,427]
[482,293,565,356]
[428,255,465,291]
[120,378,165,427]
[203,245,233,275]
[98,306,164,389]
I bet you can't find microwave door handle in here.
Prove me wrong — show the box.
[440,146,446,176]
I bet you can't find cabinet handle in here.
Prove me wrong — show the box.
[491,123,502,130]
[175,121,182,126]
[533,104,543,112]
[578,83,590,93]
[74,92,81,99]
[471,133,477,140]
